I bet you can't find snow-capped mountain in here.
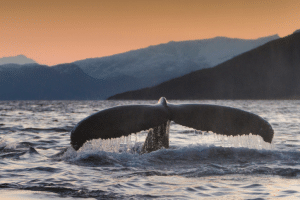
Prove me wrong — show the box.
[0,55,36,65]
[109,31,300,100]
[74,35,279,91]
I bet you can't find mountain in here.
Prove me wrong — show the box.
[108,31,300,100]
[74,35,279,92]
[0,63,105,100]
[0,62,150,100]
[0,55,36,65]
[0,35,281,100]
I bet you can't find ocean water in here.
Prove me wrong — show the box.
[0,100,299,199]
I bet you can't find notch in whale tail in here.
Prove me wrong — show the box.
[158,97,168,107]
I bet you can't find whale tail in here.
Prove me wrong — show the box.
[71,97,274,151]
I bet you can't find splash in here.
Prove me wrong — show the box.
[71,130,273,157]
[0,137,19,150]
[0,137,6,149]
[5,142,18,149]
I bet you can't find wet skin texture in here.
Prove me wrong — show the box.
[71,97,274,151]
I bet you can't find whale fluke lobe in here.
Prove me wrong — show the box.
[70,101,170,151]
[168,104,274,143]
[71,97,274,151]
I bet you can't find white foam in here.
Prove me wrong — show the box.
[0,137,6,148]
[5,142,18,149]
[0,137,18,150]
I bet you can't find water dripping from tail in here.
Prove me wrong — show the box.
[195,131,274,150]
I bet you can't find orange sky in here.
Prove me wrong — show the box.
[1,0,300,66]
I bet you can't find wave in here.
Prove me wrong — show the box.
[1,136,299,178]
[0,183,118,199]
[0,126,73,133]
[56,141,300,177]
[21,127,73,133]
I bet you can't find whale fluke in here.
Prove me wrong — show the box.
[71,97,274,151]
[168,104,273,143]
[71,98,170,150]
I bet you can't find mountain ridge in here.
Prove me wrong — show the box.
[108,32,300,100]
[0,34,286,100]
[0,55,37,65]
[73,35,279,93]
[0,63,104,100]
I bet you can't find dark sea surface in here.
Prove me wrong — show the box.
[0,100,299,199]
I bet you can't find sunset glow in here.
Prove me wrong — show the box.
[1,0,300,65]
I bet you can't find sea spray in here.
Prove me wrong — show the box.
[0,137,6,149]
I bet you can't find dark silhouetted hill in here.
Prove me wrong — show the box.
[109,32,300,100]
[0,63,140,100]
[0,63,100,100]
